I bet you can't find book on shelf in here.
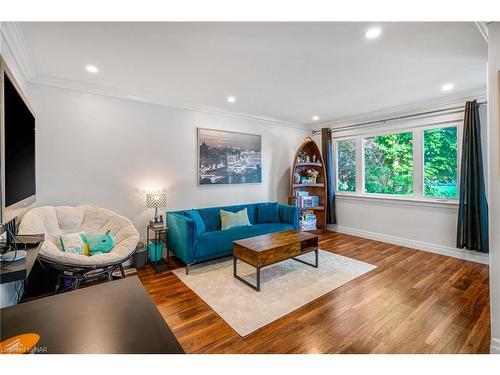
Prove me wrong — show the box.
[293,191,319,209]
[300,220,317,231]
[299,210,317,231]
[295,191,309,197]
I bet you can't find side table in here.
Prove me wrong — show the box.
[146,224,170,273]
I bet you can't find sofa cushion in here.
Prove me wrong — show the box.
[257,202,280,223]
[196,204,258,232]
[195,223,295,259]
[220,208,251,230]
[185,209,206,236]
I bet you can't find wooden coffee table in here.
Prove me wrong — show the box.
[232,230,319,291]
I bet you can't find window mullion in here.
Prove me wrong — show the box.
[413,128,423,198]
[356,137,363,194]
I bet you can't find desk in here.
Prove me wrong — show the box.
[0,276,184,354]
[0,243,41,284]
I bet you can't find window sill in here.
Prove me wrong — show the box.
[335,192,459,209]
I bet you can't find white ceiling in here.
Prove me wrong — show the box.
[20,22,487,126]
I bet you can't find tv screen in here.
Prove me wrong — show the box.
[4,73,36,207]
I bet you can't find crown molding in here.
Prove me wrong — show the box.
[0,22,35,81]
[30,74,310,131]
[311,87,487,132]
[2,22,309,131]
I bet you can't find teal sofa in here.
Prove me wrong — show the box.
[167,202,299,273]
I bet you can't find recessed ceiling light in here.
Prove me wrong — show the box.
[312,116,320,121]
[227,96,236,103]
[365,28,382,39]
[86,65,98,73]
[441,83,454,92]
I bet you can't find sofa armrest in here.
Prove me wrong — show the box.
[279,204,299,230]
[167,212,196,265]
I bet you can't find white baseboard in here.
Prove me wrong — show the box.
[329,224,489,265]
[491,338,500,354]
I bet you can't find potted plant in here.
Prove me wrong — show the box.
[305,169,319,183]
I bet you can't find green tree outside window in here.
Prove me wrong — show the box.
[364,132,413,195]
[337,140,356,192]
[423,127,458,198]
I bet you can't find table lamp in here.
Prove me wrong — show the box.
[146,191,167,225]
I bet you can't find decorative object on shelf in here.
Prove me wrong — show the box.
[293,172,301,184]
[198,128,262,185]
[297,151,308,163]
[146,191,167,226]
[289,137,327,234]
[305,169,319,183]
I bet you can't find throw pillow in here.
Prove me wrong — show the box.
[88,233,115,256]
[257,202,280,223]
[220,208,251,230]
[60,232,89,256]
[185,210,206,236]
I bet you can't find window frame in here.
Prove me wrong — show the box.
[335,138,357,193]
[333,122,461,205]
[420,123,462,201]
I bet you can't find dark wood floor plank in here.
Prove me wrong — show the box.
[137,231,490,354]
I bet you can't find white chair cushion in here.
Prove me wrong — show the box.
[19,205,140,268]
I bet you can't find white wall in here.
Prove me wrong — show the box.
[487,22,500,354]
[28,83,309,240]
[313,101,489,265]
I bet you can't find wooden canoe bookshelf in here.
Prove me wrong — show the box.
[289,137,327,234]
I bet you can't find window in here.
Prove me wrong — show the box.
[336,139,356,192]
[335,124,460,202]
[423,126,458,198]
[363,132,413,195]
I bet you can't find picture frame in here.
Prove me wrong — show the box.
[197,128,262,185]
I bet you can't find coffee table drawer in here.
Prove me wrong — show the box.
[234,242,301,267]
[260,242,301,267]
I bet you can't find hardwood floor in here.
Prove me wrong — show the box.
[137,231,491,354]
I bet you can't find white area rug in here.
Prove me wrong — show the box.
[173,250,376,336]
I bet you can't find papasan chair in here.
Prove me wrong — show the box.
[19,205,140,290]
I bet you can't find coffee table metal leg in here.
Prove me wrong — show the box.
[233,257,261,292]
[292,249,319,268]
[256,267,261,291]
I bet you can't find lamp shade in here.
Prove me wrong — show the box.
[146,192,167,208]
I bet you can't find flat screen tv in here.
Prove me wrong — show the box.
[1,56,36,224]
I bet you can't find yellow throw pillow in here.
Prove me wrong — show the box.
[220,208,251,230]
